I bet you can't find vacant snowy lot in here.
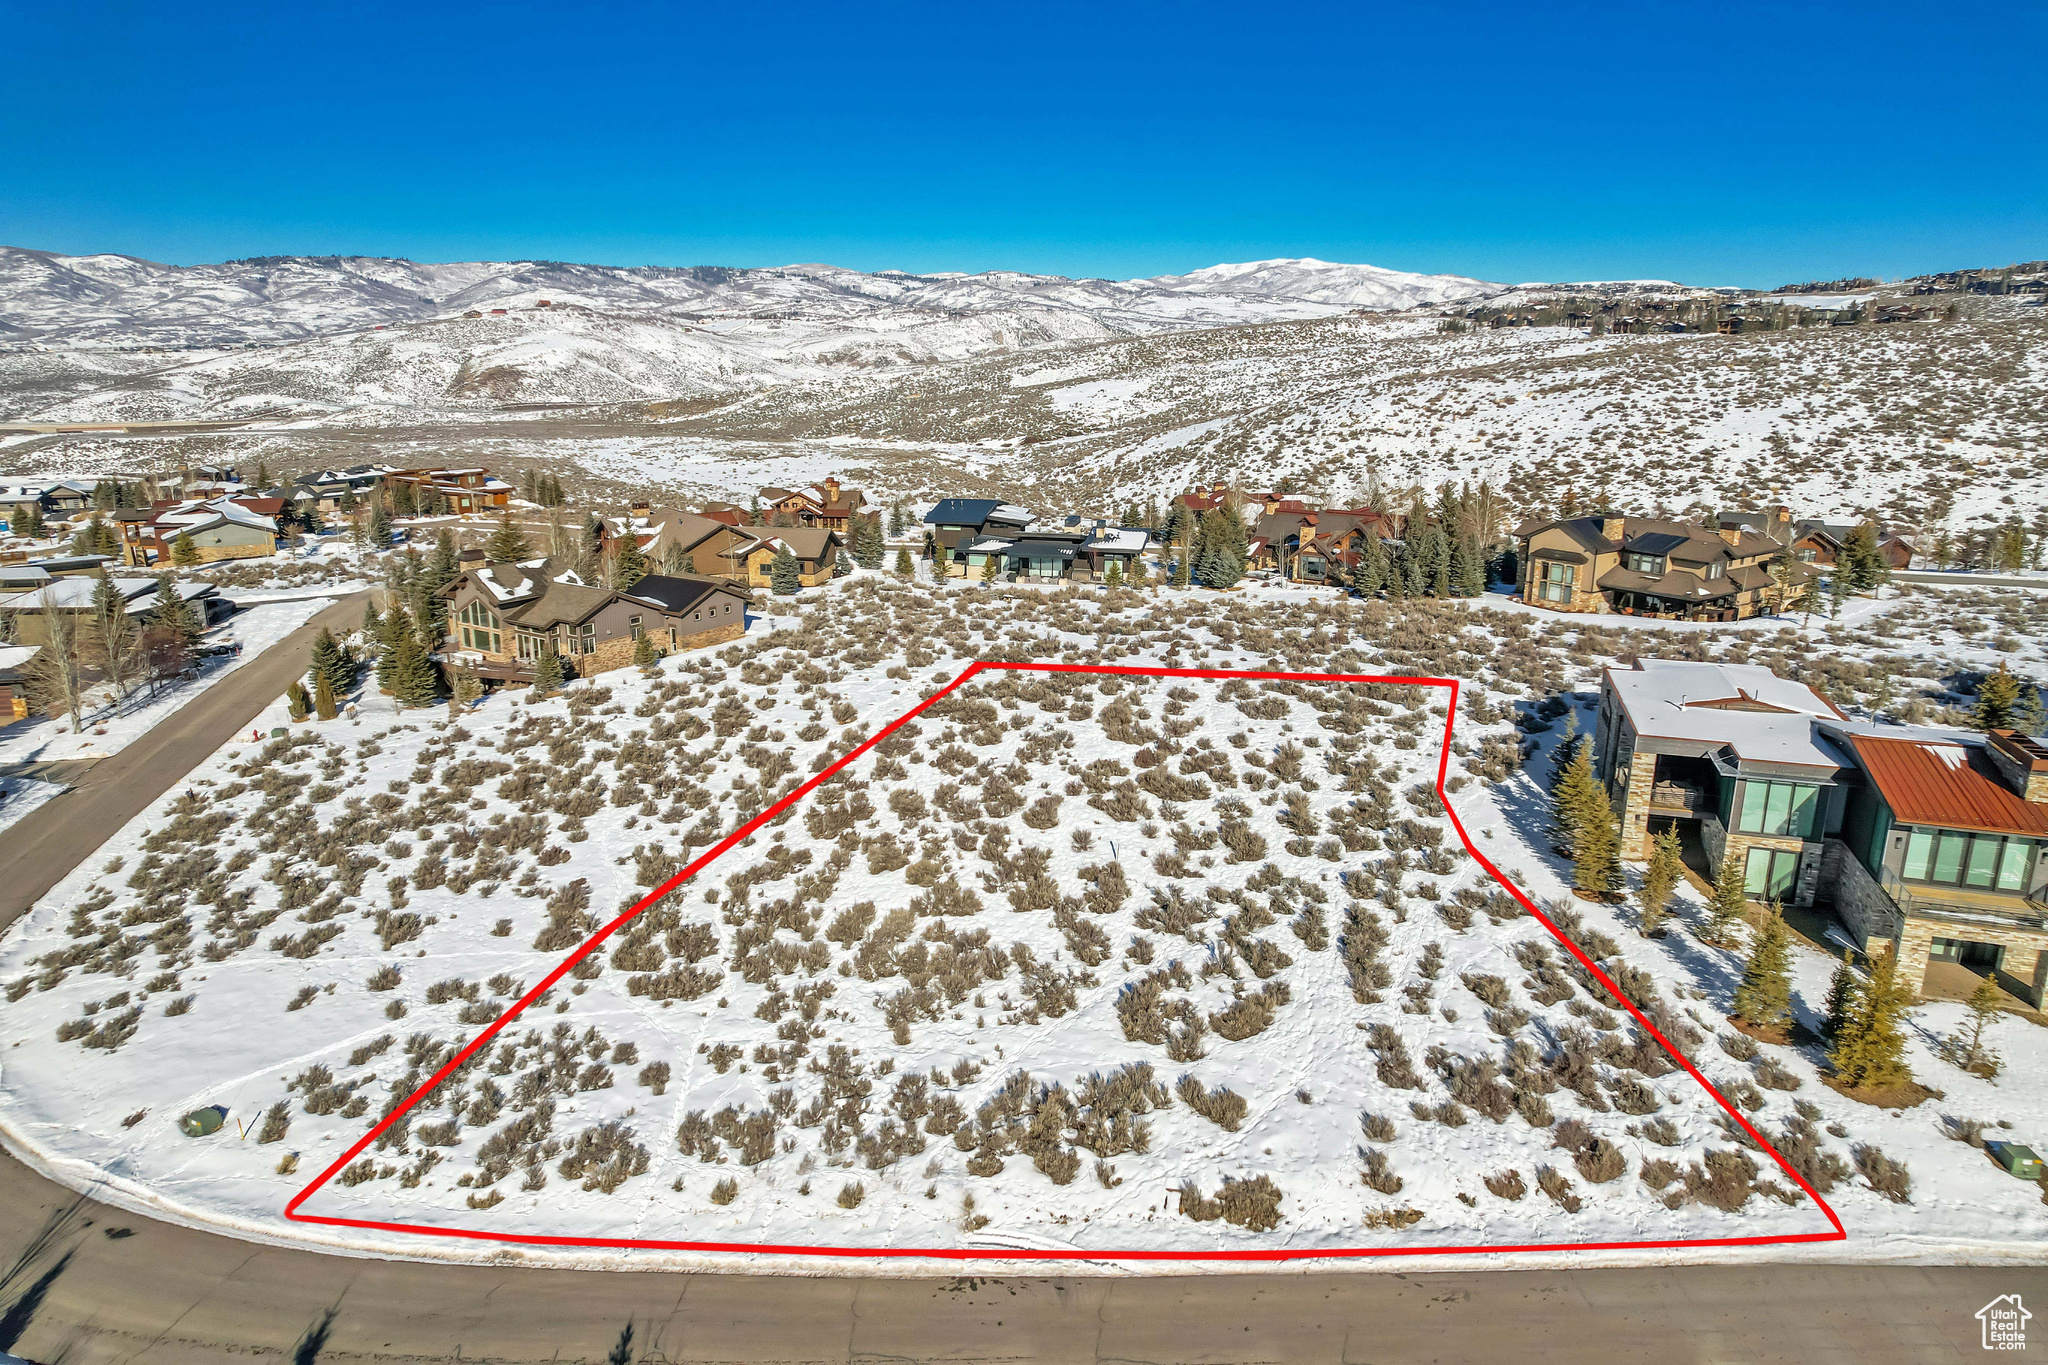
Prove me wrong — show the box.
[0,578,2043,1270]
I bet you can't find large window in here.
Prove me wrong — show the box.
[1535,560,1575,603]
[1735,780,1820,839]
[515,630,550,661]
[1625,553,1665,575]
[1902,829,2034,892]
[1022,558,1063,580]
[1744,846,1800,901]
[457,599,501,653]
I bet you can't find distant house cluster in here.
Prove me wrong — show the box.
[1595,659,2048,1008]
[921,500,1152,583]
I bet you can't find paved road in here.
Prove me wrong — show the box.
[0,591,367,927]
[1893,570,2048,591]
[0,1152,2030,1365]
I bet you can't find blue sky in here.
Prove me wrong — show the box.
[4,0,2041,286]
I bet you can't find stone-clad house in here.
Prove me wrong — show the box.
[602,506,757,580]
[1516,514,1805,621]
[759,478,869,530]
[1594,658,2048,1007]
[442,559,750,681]
[722,526,841,588]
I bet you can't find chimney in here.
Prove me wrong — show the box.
[1600,515,1624,542]
[1985,730,2048,804]
[824,476,840,495]
[630,501,651,519]
[1718,525,1742,546]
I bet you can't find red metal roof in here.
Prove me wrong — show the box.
[1848,734,2048,837]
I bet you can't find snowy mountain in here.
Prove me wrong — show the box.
[0,247,1506,351]
[1143,258,1500,311]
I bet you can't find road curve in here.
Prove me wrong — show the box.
[0,592,368,926]
[0,589,2027,1363]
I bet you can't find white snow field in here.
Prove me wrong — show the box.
[0,579,2043,1274]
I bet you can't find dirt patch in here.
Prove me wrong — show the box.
[1819,1075,1940,1110]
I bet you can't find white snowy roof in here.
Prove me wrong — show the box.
[0,644,41,671]
[1605,659,1846,769]
[0,576,159,611]
[1087,527,1151,553]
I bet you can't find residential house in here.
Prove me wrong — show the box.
[386,467,513,515]
[0,556,117,592]
[0,575,225,645]
[1825,727,2048,1008]
[1514,514,1806,620]
[1595,658,2048,1006]
[1717,506,1796,547]
[442,560,751,682]
[724,526,841,587]
[949,524,1152,583]
[922,499,1033,556]
[146,497,281,563]
[291,465,392,513]
[1250,507,1397,583]
[601,506,755,580]
[697,501,750,528]
[758,478,869,530]
[0,643,37,719]
[1593,659,1849,906]
[1790,521,1915,571]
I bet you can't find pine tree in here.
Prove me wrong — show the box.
[170,532,201,567]
[1974,662,2024,731]
[979,551,1001,582]
[367,501,393,547]
[286,679,312,722]
[531,644,565,694]
[894,547,913,576]
[313,671,339,721]
[1169,551,1190,588]
[1127,553,1148,588]
[1841,522,1886,592]
[383,631,439,707]
[149,573,202,647]
[1821,950,1861,1038]
[632,632,659,670]
[485,514,533,563]
[361,597,383,639]
[770,544,801,595]
[1731,903,1794,1032]
[16,503,45,540]
[1638,825,1683,936]
[1704,851,1749,945]
[1945,974,2005,1078]
[1547,736,1596,859]
[1793,572,1824,623]
[1572,778,1623,899]
[1103,558,1124,589]
[613,535,649,590]
[1828,944,1913,1090]
[308,626,356,696]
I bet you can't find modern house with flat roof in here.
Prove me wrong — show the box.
[922,499,1033,555]
[1595,657,2048,1006]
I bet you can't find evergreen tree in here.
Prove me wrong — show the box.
[485,514,533,563]
[979,551,1001,582]
[1828,944,1912,1090]
[1638,825,1683,936]
[313,671,339,721]
[1945,973,2005,1078]
[1127,553,1148,588]
[832,541,854,577]
[308,626,356,696]
[286,679,312,722]
[15,503,45,539]
[361,597,383,639]
[1793,572,1824,623]
[1169,551,1190,588]
[1841,522,1887,592]
[1547,736,1598,859]
[1704,851,1750,944]
[894,547,913,576]
[1355,532,1389,597]
[1827,568,1846,618]
[531,644,565,694]
[1821,950,1861,1038]
[1731,903,1794,1031]
[854,519,885,569]
[632,631,659,670]
[383,631,440,707]
[613,534,649,589]
[149,574,202,647]
[2016,681,2045,738]
[582,513,606,559]
[423,529,460,596]
[770,543,802,595]
[1572,774,1623,899]
[1974,662,2024,731]
[1103,558,1124,589]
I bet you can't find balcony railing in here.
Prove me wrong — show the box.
[1646,781,1710,813]
[1880,868,2048,929]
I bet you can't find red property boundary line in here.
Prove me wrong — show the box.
[286,663,1848,1260]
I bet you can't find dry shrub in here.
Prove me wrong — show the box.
[1178,1175,1284,1231]
[710,1177,739,1205]
[1853,1145,1912,1204]
[1175,1075,1248,1131]
[1361,1148,1402,1194]
[1483,1169,1526,1201]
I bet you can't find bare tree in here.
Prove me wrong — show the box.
[24,592,86,731]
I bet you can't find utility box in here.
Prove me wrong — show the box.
[179,1105,228,1137]
[1986,1141,2042,1180]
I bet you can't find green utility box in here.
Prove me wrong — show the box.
[179,1105,228,1137]
[1986,1141,2042,1180]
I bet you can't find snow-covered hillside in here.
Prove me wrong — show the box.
[1,577,2042,1270]
[0,248,1502,352]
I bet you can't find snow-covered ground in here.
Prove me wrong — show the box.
[0,598,337,765]
[0,576,2040,1273]
[0,777,66,835]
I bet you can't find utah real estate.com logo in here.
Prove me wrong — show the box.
[1979,1295,2031,1352]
